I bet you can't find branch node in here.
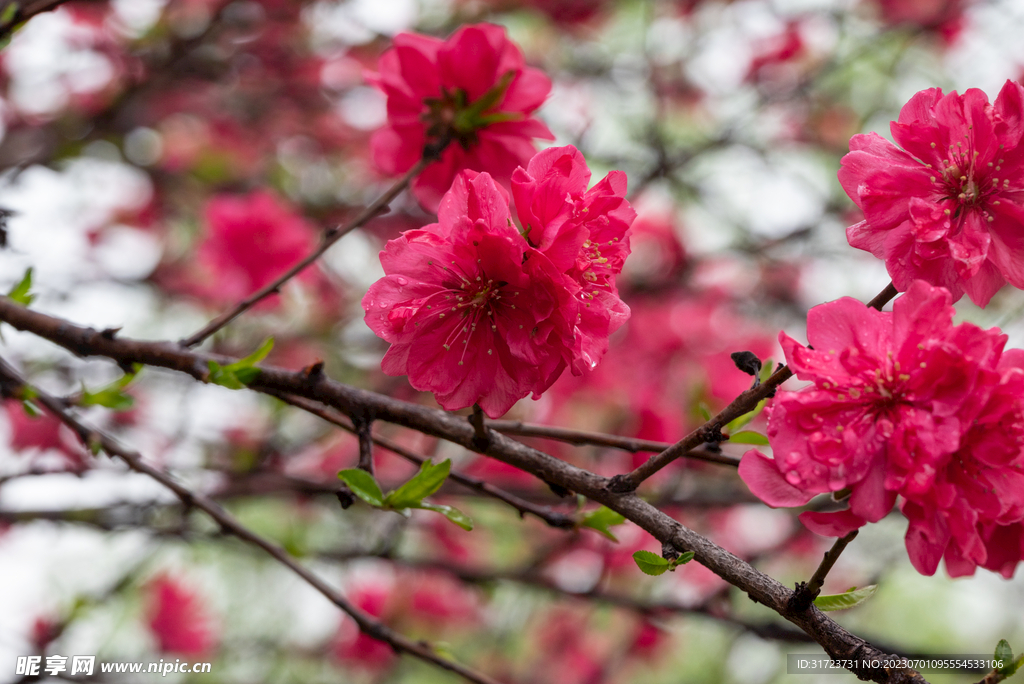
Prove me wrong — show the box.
[469,404,491,452]
[336,488,356,510]
[100,327,121,340]
[606,473,637,493]
[546,481,572,498]
[302,360,325,382]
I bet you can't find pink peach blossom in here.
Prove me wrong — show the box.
[512,145,636,371]
[368,23,554,211]
[839,81,1024,307]
[740,281,1024,576]
[363,171,577,417]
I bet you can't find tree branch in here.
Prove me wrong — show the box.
[609,281,900,491]
[486,419,741,466]
[265,389,576,529]
[0,297,927,683]
[789,530,859,612]
[0,355,505,684]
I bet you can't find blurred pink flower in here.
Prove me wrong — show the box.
[740,281,1024,576]
[332,580,395,670]
[839,81,1024,306]
[146,574,216,657]
[368,23,554,211]
[4,401,87,471]
[875,0,967,40]
[197,190,316,306]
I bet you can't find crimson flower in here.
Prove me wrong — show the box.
[363,171,577,417]
[739,281,1024,576]
[512,145,635,371]
[368,23,554,211]
[363,146,636,417]
[839,81,1024,307]
[146,574,216,657]
[197,190,316,306]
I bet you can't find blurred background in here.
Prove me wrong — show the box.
[1,0,1024,682]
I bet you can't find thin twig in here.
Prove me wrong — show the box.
[487,420,740,466]
[179,152,441,348]
[0,356,505,684]
[609,282,900,491]
[789,530,859,612]
[355,413,374,476]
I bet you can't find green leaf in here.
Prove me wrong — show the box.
[996,640,1014,666]
[813,585,877,612]
[995,640,1020,675]
[697,402,712,422]
[728,430,770,446]
[0,3,18,26]
[228,337,275,369]
[384,459,451,509]
[207,360,245,390]
[337,469,384,507]
[21,399,41,417]
[580,506,627,541]
[7,267,35,306]
[673,551,696,566]
[418,502,474,531]
[233,367,262,385]
[759,357,775,384]
[724,399,767,433]
[208,338,274,389]
[80,372,137,411]
[632,550,670,576]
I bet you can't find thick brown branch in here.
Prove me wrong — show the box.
[0,298,927,683]
[0,356,504,684]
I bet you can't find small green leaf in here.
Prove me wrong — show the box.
[233,367,261,385]
[672,551,696,566]
[80,372,137,411]
[813,585,877,612]
[385,459,451,509]
[208,339,274,389]
[0,3,18,26]
[227,337,274,370]
[418,502,474,531]
[697,402,712,421]
[7,267,35,306]
[580,506,627,541]
[996,640,1014,665]
[728,430,770,445]
[21,399,41,417]
[995,640,1020,675]
[338,469,384,507]
[207,360,245,389]
[759,357,775,384]
[724,399,767,433]
[632,550,670,576]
